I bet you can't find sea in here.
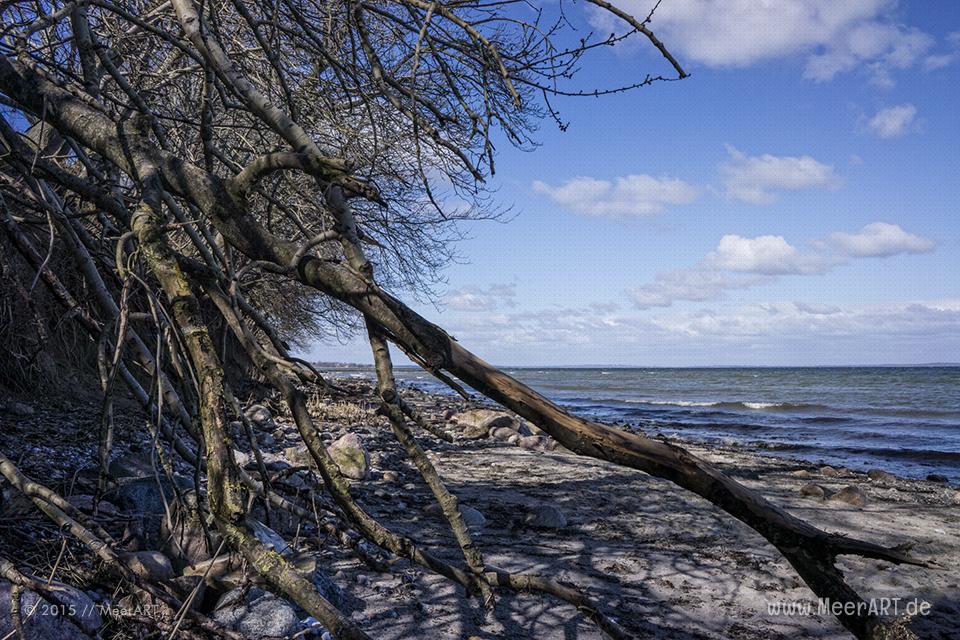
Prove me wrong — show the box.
[332,365,960,481]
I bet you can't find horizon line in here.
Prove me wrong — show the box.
[315,362,960,369]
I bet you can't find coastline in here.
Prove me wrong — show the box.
[2,378,958,639]
[327,378,960,639]
[386,365,960,483]
[388,382,960,639]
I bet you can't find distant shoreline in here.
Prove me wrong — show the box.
[326,367,960,483]
[318,362,960,370]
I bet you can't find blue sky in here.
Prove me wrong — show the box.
[307,0,960,366]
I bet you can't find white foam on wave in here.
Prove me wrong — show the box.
[630,399,720,407]
[627,399,791,409]
[743,401,781,409]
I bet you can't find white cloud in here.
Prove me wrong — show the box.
[923,31,960,70]
[532,174,697,218]
[627,268,761,309]
[826,222,934,257]
[720,146,839,204]
[804,22,933,86]
[426,299,960,364]
[866,104,917,138]
[650,300,960,342]
[794,301,842,315]
[923,53,956,70]
[444,284,516,311]
[591,0,942,86]
[590,301,622,313]
[707,234,826,275]
[627,223,934,309]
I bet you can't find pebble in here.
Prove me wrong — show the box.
[819,465,839,478]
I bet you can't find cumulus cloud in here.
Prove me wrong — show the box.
[627,223,934,309]
[826,222,934,256]
[706,234,827,275]
[720,146,839,204]
[866,104,917,138]
[532,174,698,218]
[444,284,516,311]
[804,22,933,86]
[590,0,947,86]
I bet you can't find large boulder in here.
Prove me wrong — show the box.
[160,499,219,568]
[425,503,486,529]
[0,580,102,640]
[327,433,370,480]
[244,404,275,429]
[819,465,840,478]
[828,485,868,507]
[867,469,896,484]
[107,453,156,480]
[799,483,827,500]
[213,588,300,639]
[460,506,486,529]
[284,445,312,467]
[489,425,519,441]
[517,435,555,452]
[107,475,203,559]
[524,504,567,529]
[449,409,517,440]
[121,550,175,581]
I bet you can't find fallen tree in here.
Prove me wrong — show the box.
[0,1,934,638]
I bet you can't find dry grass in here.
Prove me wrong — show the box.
[306,389,378,426]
